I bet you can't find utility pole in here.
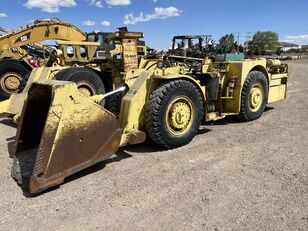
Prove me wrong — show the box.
[236,32,241,52]
[203,34,212,46]
[244,32,252,54]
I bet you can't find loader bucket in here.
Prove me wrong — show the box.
[11,80,122,194]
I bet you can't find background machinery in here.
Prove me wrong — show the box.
[86,31,148,59]
[170,35,215,58]
[0,27,154,118]
[9,34,288,194]
[0,18,86,100]
[0,19,149,101]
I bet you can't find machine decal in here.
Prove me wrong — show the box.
[15,32,31,44]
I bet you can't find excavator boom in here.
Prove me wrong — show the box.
[0,18,86,50]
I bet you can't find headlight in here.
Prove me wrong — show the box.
[157,61,164,69]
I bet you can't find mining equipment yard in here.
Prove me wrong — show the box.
[0,60,307,230]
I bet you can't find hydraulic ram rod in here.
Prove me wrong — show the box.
[90,85,127,104]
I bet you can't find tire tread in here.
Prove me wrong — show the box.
[145,80,203,149]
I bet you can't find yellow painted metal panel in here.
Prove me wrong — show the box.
[270,79,282,87]
[271,73,288,80]
[268,85,287,103]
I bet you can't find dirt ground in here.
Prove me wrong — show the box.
[0,60,307,231]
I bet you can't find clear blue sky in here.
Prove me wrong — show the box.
[1,0,307,49]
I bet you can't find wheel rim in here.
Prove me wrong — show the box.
[166,96,194,136]
[249,83,264,112]
[76,82,96,97]
[0,72,22,93]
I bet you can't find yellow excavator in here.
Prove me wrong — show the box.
[0,26,53,64]
[9,33,288,194]
[0,18,86,100]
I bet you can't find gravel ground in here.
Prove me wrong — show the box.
[0,60,307,231]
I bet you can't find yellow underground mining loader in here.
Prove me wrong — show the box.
[9,36,288,194]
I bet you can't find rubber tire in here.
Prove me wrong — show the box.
[145,80,203,149]
[239,71,268,121]
[55,67,106,97]
[18,73,30,92]
[105,85,128,116]
[105,93,123,116]
[0,60,31,100]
